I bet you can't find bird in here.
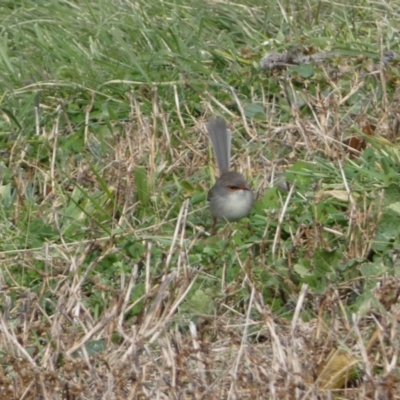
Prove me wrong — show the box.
[206,116,254,225]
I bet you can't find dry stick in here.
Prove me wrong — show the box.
[78,343,102,385]
[61,102,75,136]
[291,284,308,336]
[337,80,364,107]
[66,303,120,356]
[178,199,190,278]
[19,381,35,400]
[374,314,391,375]
[283,80,311,150]
[147,276,197,343]
[20,294,30,345]
[101,78,182,87]
[353,313,373,379]
[232,286,256,378]
[131,90,143,153]
[365,314,384,358]
[145,240,152,294]
[50,106,60,195]
[189,321,207,384]
[0,318,36,366]
[150,88,158,176]
[84,90,95,145]
[126,375,140,400]
[34,91,40,136]
[366,307,400,376]
[198,368,232,400]
[252,293,287,371]
[163,334,178,388]
[229,86,256,140]
[336,289,351,332]
[161,110,174,160]
[266,314,287,369]
[120,325,140,366]
[323,226,345,237]
[272,181,296,258]
[138,271,177,337]
[1,279,10,321]
[205,90,235,117]
[303,90,324,137]
[65,246,104,320]
[52,207,76,258]
[386,308,400,375]
[165,199,189,270]
[173,84,185,128]
[126,92,135,158]
[42,314,61,369]
[143,344,165,394]
[378,35,388,113]
[290,285,308,398]
[338,161,356,244]
[118,264,139,336]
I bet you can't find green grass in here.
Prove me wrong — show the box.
[1,0,400,398]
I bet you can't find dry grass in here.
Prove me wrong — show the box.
[1,246,400,399]
[2,78,400,399]
[2,1,400,399]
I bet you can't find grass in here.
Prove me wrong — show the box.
[1,0,400,398]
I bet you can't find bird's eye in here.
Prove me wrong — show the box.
[227,185,239,190]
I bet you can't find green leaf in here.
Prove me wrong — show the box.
[294,263,312,278]
[384,184,400,206]
[289,63,315,78]
[260,187,280,209]
[387,202,400,215]
[313,248,341,276]
[360,262,388,277]
[184,289,216,316]
[0,107,22,130]
[286,161,317,186]
[134,166,149,207]
[244,103,265,119]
